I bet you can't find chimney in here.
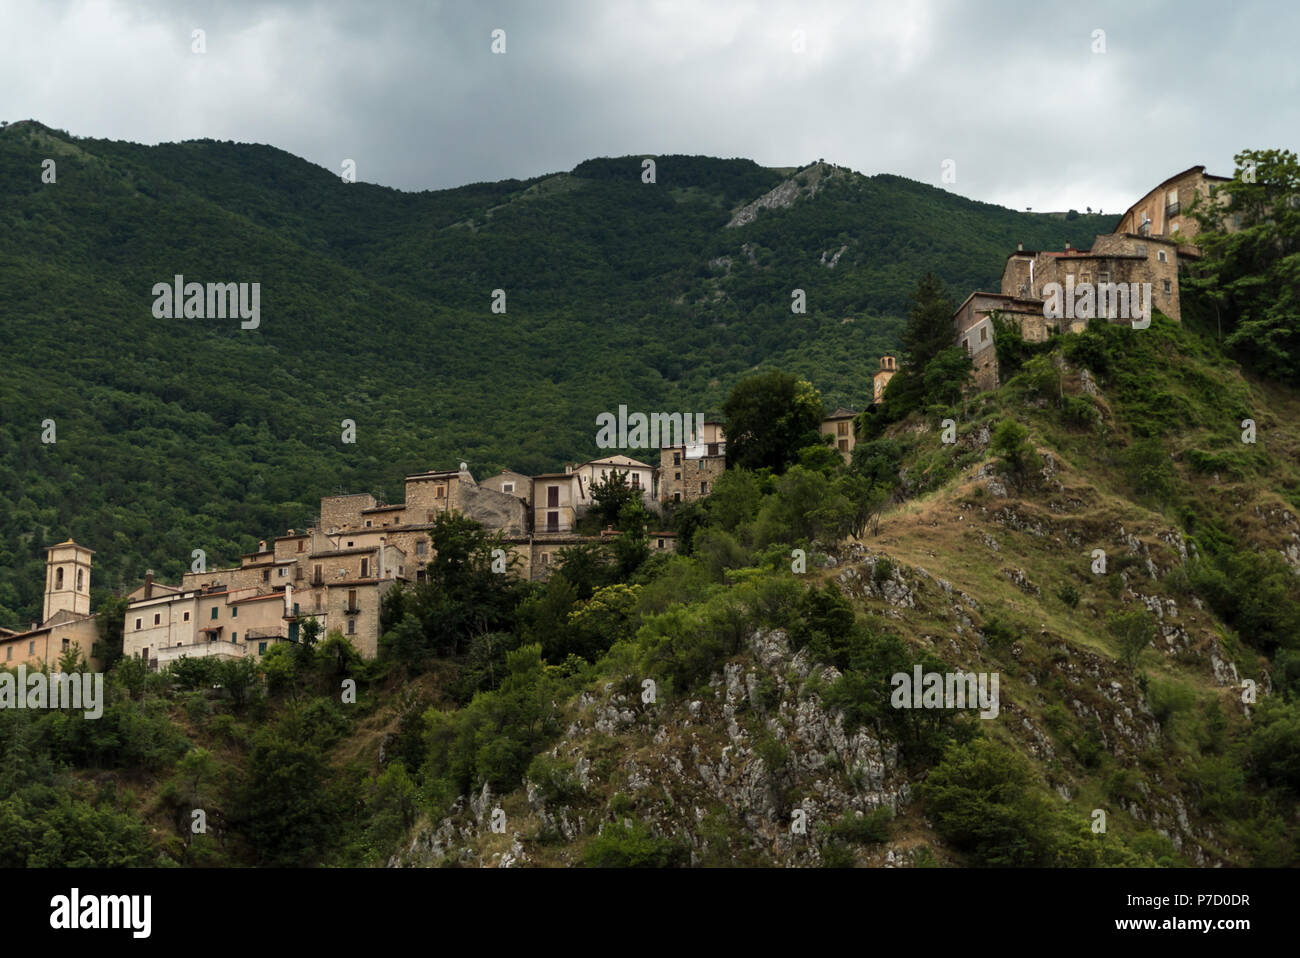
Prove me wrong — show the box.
[144,569,154,599]
[287,528,295,536]
[564,463,573,474]
[1064,242,1071,251]
[258,539,268,552]
[1017,242,1023,251]
[284,584,294,618]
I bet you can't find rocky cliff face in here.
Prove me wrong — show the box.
[393,528,1252,867]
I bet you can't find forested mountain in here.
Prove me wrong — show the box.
[0,119,1112,621]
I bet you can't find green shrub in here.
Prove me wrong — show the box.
[582,822,688,867]
[821,807,893,845]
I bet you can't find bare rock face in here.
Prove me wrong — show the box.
[459,482,529,535]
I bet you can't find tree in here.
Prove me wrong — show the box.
[1185,148,1300,383]
[722,369,825,473]
[990,419,1036,483]
[1108,610,1154,670]
[590,470,636,528]
[901,272,958,370]
[922,346,974,407]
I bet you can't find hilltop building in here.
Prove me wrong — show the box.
[954,165,1233,390]
[1114,165,1233,244]
[0,541,102,670]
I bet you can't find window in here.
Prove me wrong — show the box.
[262,569,270,582]
[154,613,161,625]
[547,511,559,532]
[657,538,665,548]
[837,422,848,436]
[55,568,64,590]
[259,642,267,654]
[631,474,641,487]
[698,461,704,471]
[231,606,238,618]
[76,569,83,591]
[1163,279,1172,294]
[5,647,10,661]
[365,520,372,528]
[838,439,849,452]
[232,632,237,642]
[135,618,142,630]
[1099,270,1110,284]
[1136,243,1147,255]
[980,327,989,342]
[183,611,190,622]
[347,619,356,635]
[547,486,559,508]
[700,482,708,495]
[29,641,35,655]
[436,485,446,499]
[279,567,287,577]
[347,540,354,547]
[673,493,681,502]
[673,453,681,466]
[503,482,514,493]
[1157,249,1167,263]
[210,607,218,620]
[416,541,427,556]
[297,540,305,552]
[541,553,551,565]
[62,638,70,651]
[361,557,369,577]
[674,472,681,480]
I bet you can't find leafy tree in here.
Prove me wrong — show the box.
[589,471,637,528]
[722,369,825,473]
[990,419,1036,483]
[1185,148,1300,383]
[1108,610,1155,670]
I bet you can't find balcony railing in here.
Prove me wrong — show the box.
[1165,201,1180,218]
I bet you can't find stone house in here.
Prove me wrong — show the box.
[1114,165,1233,244]
[659,421,725,505]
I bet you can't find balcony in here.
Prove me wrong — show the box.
[344,604,360,615]
[1165,201,1180,218]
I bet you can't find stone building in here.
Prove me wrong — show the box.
[659,420,725,505]
[1114,165,1232,244]
[0,540,102,670]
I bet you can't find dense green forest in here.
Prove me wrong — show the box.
[0,120,1112,623]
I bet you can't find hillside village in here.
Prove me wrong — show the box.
[0,164,1233,676]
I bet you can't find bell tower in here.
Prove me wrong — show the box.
[43,540,94,622]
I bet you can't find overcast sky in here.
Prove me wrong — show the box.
[2,0,1295,212]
